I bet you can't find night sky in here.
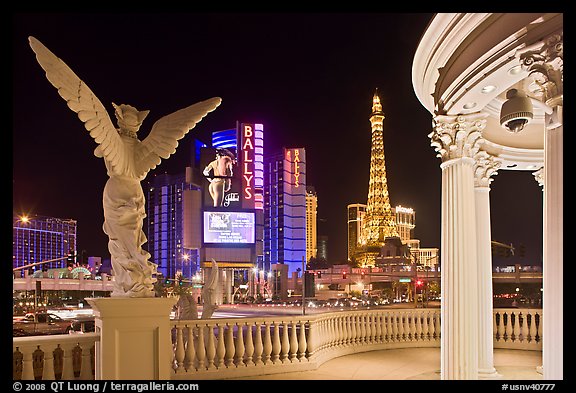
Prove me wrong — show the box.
[12,13,543,266]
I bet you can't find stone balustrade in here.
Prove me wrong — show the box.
[13,333,99,380]
[12,308,541,380]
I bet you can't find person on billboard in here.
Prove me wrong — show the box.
[203,148,236,207]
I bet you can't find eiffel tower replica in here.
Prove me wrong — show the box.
[356,89,399,267]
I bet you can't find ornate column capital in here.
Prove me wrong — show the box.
[533,167,544,188]
[473,150,501,188]
[429,113,487,163]
[518,31,563,105]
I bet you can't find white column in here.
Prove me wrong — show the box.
[474,151,501,379]
[86,297,176,380]
[430,113,486,380]
[543,107,563,380]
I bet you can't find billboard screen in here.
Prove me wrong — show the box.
[200,147,241,209]
[203,211,255,244]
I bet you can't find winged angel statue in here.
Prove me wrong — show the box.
[29,36,221,298]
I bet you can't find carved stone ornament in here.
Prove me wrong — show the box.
[519,31,563,103]
[533,167,544,188]
[429,113,487,163]
[473,150,501,188]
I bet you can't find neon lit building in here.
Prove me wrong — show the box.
[146,172,196,279]
[13,213,77,273]
[305,186,318,262]
[264,147,307,275]
[347,203,366,261]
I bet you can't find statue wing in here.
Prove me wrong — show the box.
[134,98,222,179]
[28,36,125,170]
[200,259,219,319]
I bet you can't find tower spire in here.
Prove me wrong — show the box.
[363,89,398,251]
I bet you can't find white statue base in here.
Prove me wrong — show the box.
[87,297,176,380]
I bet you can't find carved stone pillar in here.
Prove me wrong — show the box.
[473,151,501,379]
[520,31,563,380]
[429,113,486,380]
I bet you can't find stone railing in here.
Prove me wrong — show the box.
[12,308,541,380]
[170,308,441,380]
[493,309,542,350]
[13,333,98,380]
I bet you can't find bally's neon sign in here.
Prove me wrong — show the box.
[286,149,302,188]
[242,124,255,202]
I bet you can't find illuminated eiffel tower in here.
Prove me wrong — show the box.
[357,89,398,266]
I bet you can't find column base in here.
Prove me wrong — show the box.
[478,367,502,379]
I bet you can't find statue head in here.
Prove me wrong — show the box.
[112,103,150,137]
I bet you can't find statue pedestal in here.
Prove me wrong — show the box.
[86,297,176,380]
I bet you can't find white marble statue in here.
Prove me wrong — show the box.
[174,259,219,320]
[29,36,221,298]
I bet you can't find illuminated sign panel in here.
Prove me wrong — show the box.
[203,211,255,244]
[241,123,255,209]
[239,123,264,209]
[200,147,241,209]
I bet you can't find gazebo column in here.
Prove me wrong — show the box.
[430,113,486,380]
[543,107,563,380]
[473,151,501,379]
[519,32,563,379]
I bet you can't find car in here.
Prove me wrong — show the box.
[13,312,73,336]
[68,318,96,334]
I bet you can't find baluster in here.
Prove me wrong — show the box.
[381,313,389,342]
[253,322,264,366]
[298,321,307,361]
[271,322,281,364]
[350,314,357,345]
[224,323,235,367]
[410,312,418,341]
[234,322,245,367]
[374,313,380,342]
[520,312,529,343]
[374,312,382,343]
[393,312,401,341]
[174,326,186,372]
[399,312,408,342]
[185,325,196,371]
[280,321,290,363]
[493,310,501,343]
[196,324,206,370]
[339,315,346,346]
[415,312,423,341]
[405,312,412,341]
[244,323,255,366]
[262,322,272,364]
[360,313,367,344]
[422,311,429,341]
[289,321,298,362]
[526,312,535,343]
[428,311,435,341]
[215,324,226,369]
[205,323,216,369]
[505,312,513,342]
[306,320,315,358]
[512,311,521,343]
[434,310,441,340]
[366,313,373,343]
